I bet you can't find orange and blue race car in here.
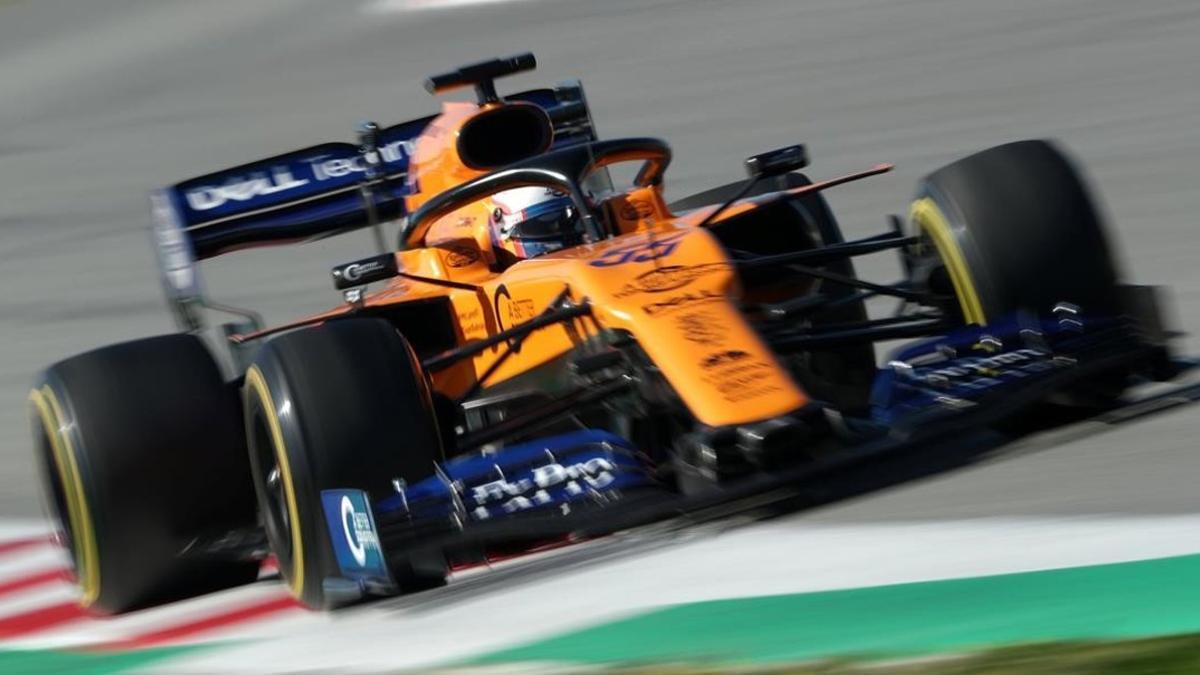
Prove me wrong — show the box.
[30,53,1184,612]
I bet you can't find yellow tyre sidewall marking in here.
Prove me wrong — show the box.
[29,386,100,607]
[244,366,305,599]
[910,197,988,325]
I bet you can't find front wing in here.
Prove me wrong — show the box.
[319,305,1179,598]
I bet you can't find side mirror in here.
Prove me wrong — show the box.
[331,253,399,291]
[745,144,809,178]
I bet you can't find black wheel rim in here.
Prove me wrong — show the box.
[32,417,76,568]
[251,411,292,565]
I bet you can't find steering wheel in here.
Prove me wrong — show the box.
[400,137,672,249]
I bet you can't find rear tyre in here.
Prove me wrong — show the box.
[30,335,259,614]
[244,318,448,610]
[909,139,1121,325]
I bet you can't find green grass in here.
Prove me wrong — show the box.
[598,633,1200,675]
[470,554,1200,668]
[0,645,200,675]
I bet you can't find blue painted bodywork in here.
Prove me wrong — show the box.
[870,313,1126,424]
[375,429,660,521]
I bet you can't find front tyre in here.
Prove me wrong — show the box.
[244,318,448,610]
[909,139,1121,325]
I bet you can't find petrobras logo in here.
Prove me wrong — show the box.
[182,139,416,213]
[331,253,398,290]
[470,458,617,517]
[340,495,378,566]
[320,490,388,580]
[341,259,385,283]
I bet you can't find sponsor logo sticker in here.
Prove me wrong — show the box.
[321,490,389,580]
[702,349,751,369]
[469,458,618,519]
[331,254,398,289]
[700,357,783,402]
[612,263,728,298]
[676,311,727,345]
[342,260,385,283]
[443,244,481,268]
[641,289,724,316]
[895,347,1066,392]
[181,139,416,214]
[185,167,310,212]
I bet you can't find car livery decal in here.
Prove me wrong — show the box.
[321,490,389,581]
[588,231,688,267]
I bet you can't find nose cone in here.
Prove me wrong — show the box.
[576,227,810,427]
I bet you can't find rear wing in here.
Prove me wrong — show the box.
[151,82,598,330]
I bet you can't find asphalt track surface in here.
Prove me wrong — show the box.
[0,0,1197,534]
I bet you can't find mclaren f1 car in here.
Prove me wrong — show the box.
[30,53,1181,612]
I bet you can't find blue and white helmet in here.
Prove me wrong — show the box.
[489,187,584,259]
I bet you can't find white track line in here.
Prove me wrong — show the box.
[0,520,51,541]
[188,609,329,645]
[0,546,67,581]
[0,535,75,621]
[0,529,306,650]
[0,583,79,620]
[159,515,1200,674]
[7,515,1200,668]
[9,582,299,650]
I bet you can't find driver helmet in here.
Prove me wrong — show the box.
[489,187,584,260]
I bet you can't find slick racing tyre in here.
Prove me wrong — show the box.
[30,335,259,614]
[675,172,876,411]
[244,318,448,610]
[909,139,1121,325]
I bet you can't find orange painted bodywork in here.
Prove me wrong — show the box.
[240,101,894,429]
[405,102,495,259]
[414,226,807,428]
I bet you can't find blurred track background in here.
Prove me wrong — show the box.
[0,0,1198,666]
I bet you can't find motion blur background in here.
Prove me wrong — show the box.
[0,0,1197,521]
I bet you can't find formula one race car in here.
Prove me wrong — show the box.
[31,53,1180,613]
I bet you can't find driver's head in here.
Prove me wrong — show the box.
[489,187,584,260]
